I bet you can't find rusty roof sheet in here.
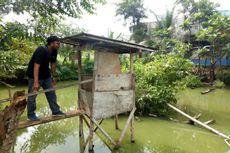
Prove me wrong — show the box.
[61,33,157,53]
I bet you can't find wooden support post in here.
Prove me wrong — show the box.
[114,114,119,130]
[91,118,116,146]
[130,52,134,73]
[115,107,136,149]
[130,115,135,143]
[138,49,142,58]
[82,115,90,128]
[130,52,135,143]
[88,115,94,151]
[8,89,12,103]
[94,119,104,132]
[76,46,85,151]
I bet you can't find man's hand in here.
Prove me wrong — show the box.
[33,81,40,92]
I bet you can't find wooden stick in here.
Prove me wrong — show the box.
[82,115,90,128]
[76,47,85,151]
[204,120,215,125]
[130,56,135,143]
[115,107,136,148]
[18,110,85,129]
[8,88,12,103]
[91,118,116,146]
[114,114,119,130]
[130,115,135,143]
[79,79,93,85]
[168,104,230,140]
[130,52,134,73]
[88,115,94,151]
[94,119,104,132]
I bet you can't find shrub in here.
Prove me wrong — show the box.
[216,69,230,86]
[213,79,225,88]
[135,54,193,116]
[56,63,78,81]
[182,75,202,88]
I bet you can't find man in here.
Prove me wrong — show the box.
[26,36,65,121]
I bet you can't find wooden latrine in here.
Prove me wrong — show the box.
[61,33,156,151]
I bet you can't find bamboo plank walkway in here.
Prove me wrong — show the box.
[18,109,85,129]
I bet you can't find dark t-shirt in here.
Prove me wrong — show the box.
[26,46,57,79]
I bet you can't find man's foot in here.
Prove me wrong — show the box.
[52,111,66,117]
[28,115,40,121]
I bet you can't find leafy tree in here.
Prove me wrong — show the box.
[178,0,230,82]
[196,13,230,81]
[0,0,105,18]
[0,0,105,38]
[116,0,147,42]
[178,0,219,43]
[116,0,146,25]
[135,52,194,116]
[152,7,175,32]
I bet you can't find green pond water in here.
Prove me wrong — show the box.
[0,81,229,153]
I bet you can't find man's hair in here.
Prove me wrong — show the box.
[47,36,60,45]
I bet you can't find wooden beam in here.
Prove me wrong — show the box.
[79,79,93,85]
[88,115,94,151]
[94,119,104,132]
[130,52,134,73]
[114,114,119,130]
[115,107,136,149]
[91,118,116,146]
[130,53,135,143]
[18,110,85,129]
[168,104,230,140]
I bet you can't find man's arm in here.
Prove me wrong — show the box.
[51,62,57,86]
[33,63,40,92]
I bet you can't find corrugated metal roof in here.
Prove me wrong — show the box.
[61,33,157,53]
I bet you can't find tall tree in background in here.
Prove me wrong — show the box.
[177,0,230,82]
[116,0,147,43]
[0,0,105,37]
[0,0,105,18]
[0,0,105,80]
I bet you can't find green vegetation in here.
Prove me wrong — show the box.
[1,0,230,116]
[135,53,194,116]
[116,0,148,43]
[0,0,102,82]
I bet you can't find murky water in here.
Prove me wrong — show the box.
[0,82,229,153]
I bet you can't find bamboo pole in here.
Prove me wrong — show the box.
[88,115,94,151]
[114,115,119,130]
[94,119,104,132]
[130,52,135,143]
[168,104,230,140]
[91,118,116,146]
[76,47,85,152]
[115,107,136,149]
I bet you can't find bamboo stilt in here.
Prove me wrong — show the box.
[114,115,119,130]
[88,115,94,151]
[130,116,135,143]
[91,118,116,146]
[94,119,104,132]
[115,107,136,149]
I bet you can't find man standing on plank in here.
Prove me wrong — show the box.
[26,36,65,121]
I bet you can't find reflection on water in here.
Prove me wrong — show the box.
[13,118,111,153]
[0,83,229,153]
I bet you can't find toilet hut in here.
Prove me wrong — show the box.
[61,33,156,151]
